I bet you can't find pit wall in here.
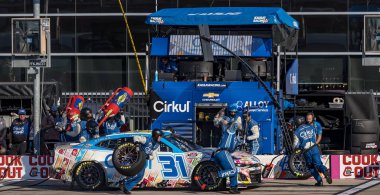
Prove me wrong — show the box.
[0,155,378,180]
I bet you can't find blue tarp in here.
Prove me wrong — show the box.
[146,7,299,29]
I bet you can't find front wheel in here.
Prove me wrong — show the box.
[191,161,225,191]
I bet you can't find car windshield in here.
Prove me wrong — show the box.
[164,135,202,152]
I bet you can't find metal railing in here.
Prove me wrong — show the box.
[61,91,150,130]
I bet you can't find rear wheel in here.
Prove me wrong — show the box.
[191,161,224,191]
[74,162,105,190]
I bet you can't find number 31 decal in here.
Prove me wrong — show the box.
[158,154,189,179]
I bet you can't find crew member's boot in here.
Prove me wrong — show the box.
[315,181,323,186]
[120,182,131,194]
[228,187,241,194]
[323,170,332,184]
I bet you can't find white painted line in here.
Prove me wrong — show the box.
[337,180,380,195]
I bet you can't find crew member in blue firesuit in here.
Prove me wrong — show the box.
[121,129,163,194]
[158,57,178,73]
[79,119,99,142]
[245,112,260,155]
[102,112,125,135]
[79,108,98,142]
[213,104,242,194]
[293,113,332,186]
[9,109,32,155]
[58,110,81,142]
[306,112,323,144]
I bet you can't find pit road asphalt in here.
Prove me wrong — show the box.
[0,179,379,195]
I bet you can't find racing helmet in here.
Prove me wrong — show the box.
[86,120,98,135]
[80,107,92,120]
[294,116,306,127]
[228,103,238,112]
[152,129,164,142]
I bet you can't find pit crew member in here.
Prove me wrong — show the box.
[213,104,242,194]
[121,129,163,194]
[245,112,260,155]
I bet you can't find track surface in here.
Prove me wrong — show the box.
[0,179,379,195]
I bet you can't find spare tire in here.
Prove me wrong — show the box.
[288,149,312,179]
[112,142,146,176]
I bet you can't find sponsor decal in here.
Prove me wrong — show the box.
[365,143,378,149]
[158,154,189,179]
[188,12,241,16]
[289,73,297,84]
[236,100,270,112]
[340,155,380,178]
[153,101,191,113]
[293,21,299,28]
[253,16,269,24]
[149,17,164,24]
[202,92,220,102]
[196,83,227,88]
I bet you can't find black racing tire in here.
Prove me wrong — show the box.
[112,142,146,176]
[74,161,105,190]
[191,161,225,191]
[288,150,312,179]
[351,134,378,147]
[322,150,350,155]
[351,120,379,134]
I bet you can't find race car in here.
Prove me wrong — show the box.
[51,130,262,190]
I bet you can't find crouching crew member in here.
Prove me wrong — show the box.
[245,112,260,155]
[293,115,332,186]
[121,129,163,194]
[213,104,242,194]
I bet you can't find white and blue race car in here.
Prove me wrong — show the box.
[52,131,262,191]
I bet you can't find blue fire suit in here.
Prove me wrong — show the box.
[213,115,242,188]
[103,118,124,135]
[293,123,328,182]
[123,137,159,191]
[9,118,32,155]
[246,119,260,155]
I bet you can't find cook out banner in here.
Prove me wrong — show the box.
[331,154,380,179]
[1,155,379,180]
[0,155,53,179]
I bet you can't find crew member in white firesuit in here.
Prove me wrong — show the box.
[245,112,260,155]
[213,104,242,194]
[121,129,163,194]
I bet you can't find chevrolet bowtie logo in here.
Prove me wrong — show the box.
[203,92,220,98]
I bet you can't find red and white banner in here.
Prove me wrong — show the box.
[331,154,380,179]
[0,155,54,180]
